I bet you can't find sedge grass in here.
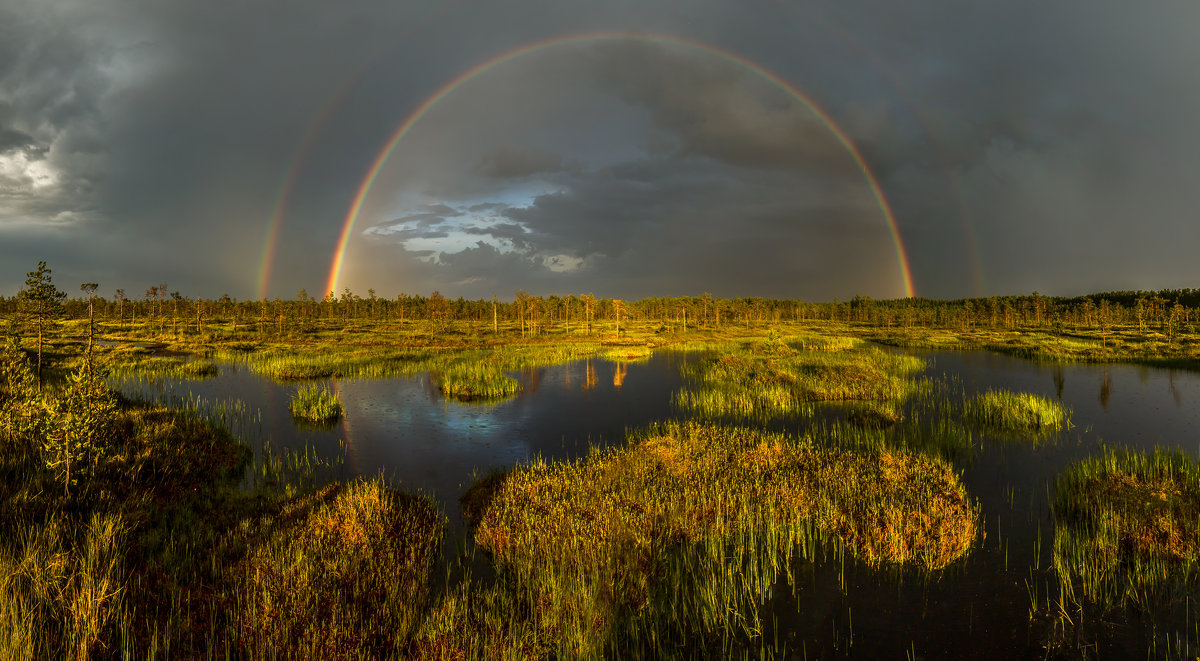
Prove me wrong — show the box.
[288,384,343,423]
[0,512,128,660]
[436,363,520,401]
[963,389,1067,433]
[226,478,444,658]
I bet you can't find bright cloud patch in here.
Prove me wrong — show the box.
[362,189,590,273]
[0,150,59,190]
[365,201,530,262]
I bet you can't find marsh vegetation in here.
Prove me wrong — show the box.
[3,265,1200,657]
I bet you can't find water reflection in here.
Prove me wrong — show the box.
[613,361,627,388]
[584,357,597,390]
[1099,367,1111,410]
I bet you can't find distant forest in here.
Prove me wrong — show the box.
[2,285,1198,335]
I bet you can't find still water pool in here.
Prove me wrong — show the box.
[114,349,1200,658]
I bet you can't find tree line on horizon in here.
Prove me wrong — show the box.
[2,262,1198,340]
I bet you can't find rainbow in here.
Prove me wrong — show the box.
[327,31,916,298]
[793,8,984,295]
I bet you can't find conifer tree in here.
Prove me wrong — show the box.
[17,261,66,389]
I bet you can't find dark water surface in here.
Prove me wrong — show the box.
[114,350,1200,658]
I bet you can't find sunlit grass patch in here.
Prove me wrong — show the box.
[288,384,343,423]
[598,345,653,363]
[215,346,434,380]
[0,512,128,660]
[464,422,979,657]
[109,356,218,379]
[963,389,1067,432]
[1053,450,1200,602]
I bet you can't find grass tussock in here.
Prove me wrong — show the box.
[436,363,520,401]
[229,478,444,658]
[456,422,979,657]
[963,389,1067,432]
[1043,450,1200,655]
[288,384,343,423]
[1053,450,1200,602]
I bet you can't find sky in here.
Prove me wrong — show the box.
[1,0,1198,302]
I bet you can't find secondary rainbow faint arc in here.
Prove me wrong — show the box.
[253,0,466,301]
[327,31,916,299]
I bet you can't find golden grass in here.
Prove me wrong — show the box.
[455,422,979,657]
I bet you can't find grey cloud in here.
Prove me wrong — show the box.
[473,145,564,178]
[0,129,37,152]
[580,42,861,179]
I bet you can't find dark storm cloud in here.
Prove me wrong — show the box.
[0,129,37,152]
[579,41,860,178]
[2,0,1199,299]
[473,145,564,179]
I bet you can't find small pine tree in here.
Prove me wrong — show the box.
[17,261,66,388]
[41,365,118,497]
[0,336,43,447]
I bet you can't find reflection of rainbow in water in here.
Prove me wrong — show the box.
[324,31,917,300]
[331,379,362,475]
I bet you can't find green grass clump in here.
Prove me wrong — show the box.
[963,389,1067,432]
[1046,450,1200,654]
[436,363,520,401]
[288,384,343,423]
[459,421,979,657]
